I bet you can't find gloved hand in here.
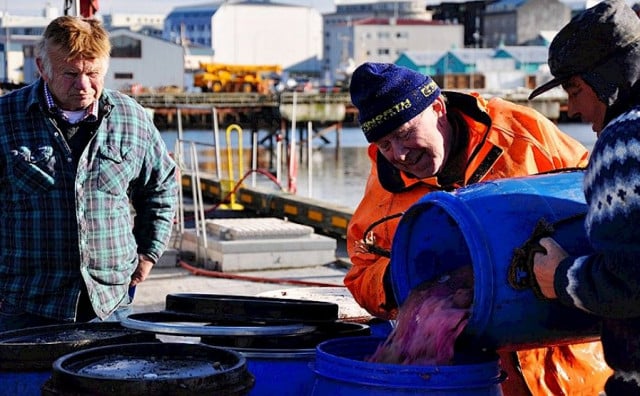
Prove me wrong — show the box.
[508,218,555,299]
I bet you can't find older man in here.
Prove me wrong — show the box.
[0,16,178,331]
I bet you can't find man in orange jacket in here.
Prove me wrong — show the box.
[345,62,610,395]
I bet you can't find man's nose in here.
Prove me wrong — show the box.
[74,74,91,90]
[391,140,407,162]
[566,100,580,121]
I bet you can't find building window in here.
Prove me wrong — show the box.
[114,72,134,79]
[111,36,142,58]
[378,48,390,55]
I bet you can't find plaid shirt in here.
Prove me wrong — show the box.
[0,80,178,321]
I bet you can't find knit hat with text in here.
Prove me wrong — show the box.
[349,62,441,143]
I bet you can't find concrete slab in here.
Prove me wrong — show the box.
[206,217,314,239]
[178,217,337,272]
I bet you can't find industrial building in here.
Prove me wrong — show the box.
[163,1,323,76]
[106,29,185,92]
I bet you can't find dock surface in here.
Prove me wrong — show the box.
[132,237,364,322]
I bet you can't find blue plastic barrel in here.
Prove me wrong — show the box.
[0,322,156,396]
[390,170,600,350]
[233,347,317,396]
[312,336,505,396]
[202,321,371,396]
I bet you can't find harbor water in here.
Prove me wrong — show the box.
[161,123,597,210]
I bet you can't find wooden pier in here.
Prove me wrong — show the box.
[132,90,567,130]
[132,92,355,130]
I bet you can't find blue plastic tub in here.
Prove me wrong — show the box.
[312,336,504,396]
[391,170,600,350]
[0,322,156,396]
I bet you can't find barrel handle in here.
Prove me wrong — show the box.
[507,213,586,297]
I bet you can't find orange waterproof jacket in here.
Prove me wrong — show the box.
[345,92,611,395]
[345,92,589,318]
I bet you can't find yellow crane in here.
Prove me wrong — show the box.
[194,63,283,94]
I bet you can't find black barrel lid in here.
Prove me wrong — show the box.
[165,293,339,324]
[202,320,371,350]
[121,311,316,337]
[0,322,156,370]
[45,342,255,395]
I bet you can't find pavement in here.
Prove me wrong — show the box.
[131,238,374,322]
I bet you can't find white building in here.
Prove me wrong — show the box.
[106,29,185,91]
[163,1,323,75]
[324,17,464,83]
[0,7,58,83]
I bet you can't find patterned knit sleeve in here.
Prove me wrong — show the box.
[554,109,640,318]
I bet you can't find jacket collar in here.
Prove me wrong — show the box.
[376,91,499,193]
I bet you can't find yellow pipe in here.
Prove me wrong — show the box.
[224,124,244,209]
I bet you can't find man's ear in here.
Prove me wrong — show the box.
[35,57,46,79]
[432,96,446,116]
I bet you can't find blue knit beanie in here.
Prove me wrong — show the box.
[350,62,441,143]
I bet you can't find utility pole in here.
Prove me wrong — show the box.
[3,11,9,83]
